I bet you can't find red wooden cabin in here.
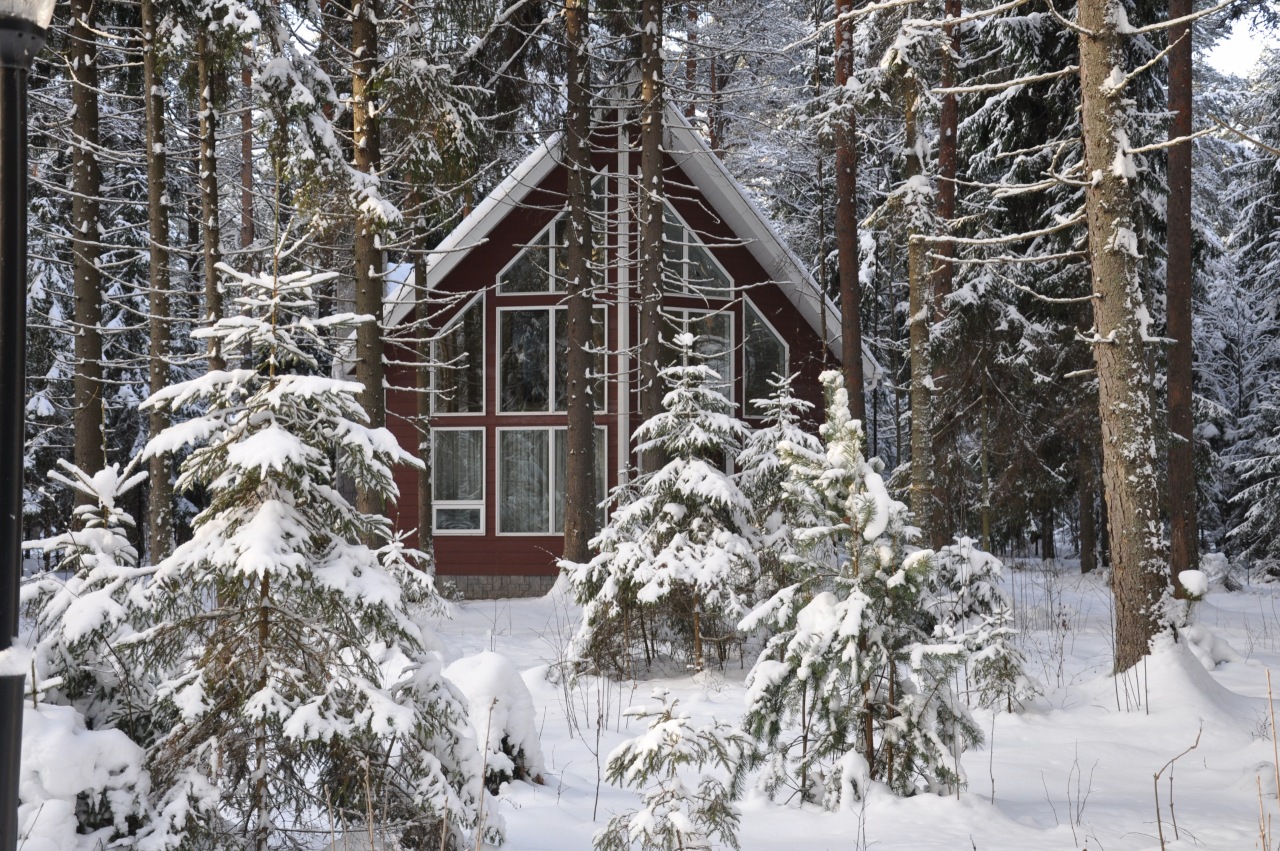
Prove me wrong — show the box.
[379,107,871,598]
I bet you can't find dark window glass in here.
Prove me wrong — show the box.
[433,297,484,414]
[554,307,606,412]
[554,428,607,532]
[745,303,787,413]
[500,229,550,293]
[436,508,481,531]
[500,310,551,412]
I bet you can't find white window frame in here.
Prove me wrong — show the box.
[496,425,608,536]
[496,305,608,415]
[743,296,790,413]
[431,426,485,535]
[430,292,486,417]
[664,306,736,400]
[496,216,561,294]
[662,203,734,296]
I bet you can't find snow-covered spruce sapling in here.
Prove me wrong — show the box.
[736,373,820,604]
[738,371,980,807]
[564,333,759,674]
[23,460,150,732]
[928,538,1038,712]
[136,260,495,850]
[20,460,163,845]
[595,689,743,851]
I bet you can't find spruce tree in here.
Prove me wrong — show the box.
[137,257,491,849]
[738,371,979,806]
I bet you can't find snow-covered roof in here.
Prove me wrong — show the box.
[384,107,880,384]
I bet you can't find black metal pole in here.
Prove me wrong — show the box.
[0,17,46,851]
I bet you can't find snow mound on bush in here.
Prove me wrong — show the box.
[444,651,546,784]
[20,703,148,851]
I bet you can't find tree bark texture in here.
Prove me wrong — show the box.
[1079,440,1098,574]
[414,247,433,562]
[562,0,598,563]
[70,0,105,481]
[1077,0,1170,672]
[904,76,935,545]
[352,0,386,517]
[930,0,961,549]
[197,31,225,372]
[1166,0,1198,589]
[834,0,867,422]
[637,0,665,473]
[241,53,256,263]
[143,0,173,561]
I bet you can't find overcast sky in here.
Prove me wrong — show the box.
[1205,17,1272,76]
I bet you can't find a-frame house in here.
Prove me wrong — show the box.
[378,104,874,599]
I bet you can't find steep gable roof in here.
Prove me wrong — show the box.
[385,107,880,383]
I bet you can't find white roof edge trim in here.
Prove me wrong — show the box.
[383,132,565,330]
[663,106,881,385]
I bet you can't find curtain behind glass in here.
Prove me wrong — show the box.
[500,429,549,533]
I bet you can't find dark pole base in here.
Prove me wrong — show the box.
[0,676,21,850]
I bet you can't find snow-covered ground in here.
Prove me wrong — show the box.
[429,564,1280,851]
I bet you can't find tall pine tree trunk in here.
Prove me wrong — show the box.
[1079,440,1098,573]
[904,75,934,543]
[562,0,598,563]
[241,52,256,268]
[352,0,386,517]
[414,244,433,562]
[931,0,961,549]
[71,0,105,482]
[143,0,172,560]
[197,31,225,371]
[637,0,665,473]
[1077,0,1169,672]
[834,0,866,421]
[1166,0,1198,589]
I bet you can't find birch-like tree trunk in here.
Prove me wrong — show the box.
[834,0,866,422]
[562,0,598,562]
[142,0,172,561]
[1166,0,1198,589]
[637,0,665,473]
[1077,0,1169,671]
[352,0,387,517]
[197,30,225,371]
[70,0,105,482]
[903,74,935,544]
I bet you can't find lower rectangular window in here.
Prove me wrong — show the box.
[499,427,606,535]
[433,428,484,533]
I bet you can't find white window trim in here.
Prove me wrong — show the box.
[430,292,486,417]
[743,296,790,414]
[496,305,608,416]
[431,426,485,535]
[663,202,735,296]
[495,425,608,537]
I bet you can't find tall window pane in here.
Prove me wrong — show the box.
[690,311,732,396]
[433,297,484,414]
[745,302,787,411]
[500,430,549,533]
[554,307,606,412]
[500,310,551,412]
[554,428,607,532]
[433,429,483,532]
[434,430,483,501]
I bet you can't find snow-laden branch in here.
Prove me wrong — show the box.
[1126,0,1239,34]
[914,212,1084,245]
[1210,115,1280,158]
[933,65,1078,96]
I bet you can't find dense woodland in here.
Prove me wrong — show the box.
[13,0,1280,847]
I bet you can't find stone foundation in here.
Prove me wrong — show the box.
[439,574,557,600]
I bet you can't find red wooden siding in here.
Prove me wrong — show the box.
[382,146,831,580]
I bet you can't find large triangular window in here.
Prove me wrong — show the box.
[498,177,606,293]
